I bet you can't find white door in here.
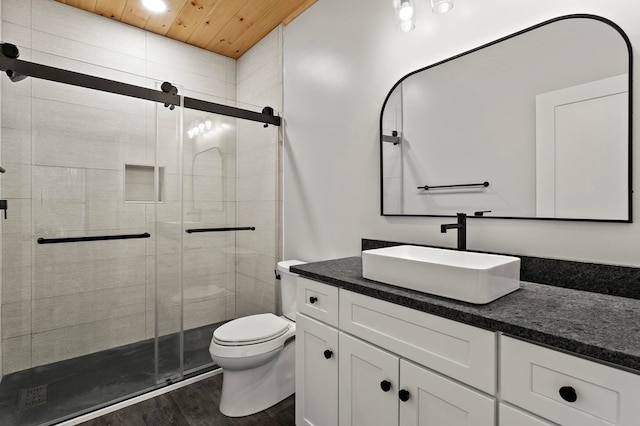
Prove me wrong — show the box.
[535,74,628,219]
[339,332,399,426]
[295,314,339,426]
[399,359,495,426]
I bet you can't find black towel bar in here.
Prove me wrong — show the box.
[185,227,255,234]
[418,181,489,190]
[37,232,151,244]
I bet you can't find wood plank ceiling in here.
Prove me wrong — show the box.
[54,0,317,59]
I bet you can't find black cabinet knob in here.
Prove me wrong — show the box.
[323,350,333,359]
[398,389,410,402]
[559,386,577,403]
[309,296,318,304]
[380,380,392,392]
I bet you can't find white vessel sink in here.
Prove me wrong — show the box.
[362,245,520,304]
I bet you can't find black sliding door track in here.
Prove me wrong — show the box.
[0,46,281,126]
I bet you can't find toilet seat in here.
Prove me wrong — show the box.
[210,314,295,359]
[213,313,289,346]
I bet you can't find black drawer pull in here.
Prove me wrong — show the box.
[380,380,392,392]
[309,296,318,304]
[399,389,410,402]
[323,350,333,359]
[559,386,577,403]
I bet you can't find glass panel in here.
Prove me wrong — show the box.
[0,75,163,424]
[182,101,236,374]
[154,92,184,384]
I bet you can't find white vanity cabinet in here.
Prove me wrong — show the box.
[338,332,398,426]
[295,277,341,426]
[339,332,495,426]
[295,314,339,426]
[501,336,640,426]
[296,280,497,426]
[296,275,640,426]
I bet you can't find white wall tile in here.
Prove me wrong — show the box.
[2,335,31,373]
[1,127,31,165]
[2,21,32,52]
[31,0,145,58]
[237,26,282,84]
[32,285,145,333]
[145,31,228,79]
[1,300,31,338]
[33,251,146,299]
[145,62,227,99]
[237,173,277,202]
[30,30,146,79]
[184,295,228,330]
[2,94,31,130]
[2,0,31,28]
[31,312,146,366]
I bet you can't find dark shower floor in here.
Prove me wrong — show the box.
[0,322,224,426]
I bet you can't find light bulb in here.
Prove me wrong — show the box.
[187,130,194,139]
[431,0,453,14]
[398,1,414,20]
[205,120,212,129]
[399,19,414,32]
[198,123,205,131]
[193,127,200,135]
[142,0,167,13]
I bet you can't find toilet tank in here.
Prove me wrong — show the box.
[277,260,306,321]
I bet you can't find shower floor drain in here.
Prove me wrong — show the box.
[17,384,48,411]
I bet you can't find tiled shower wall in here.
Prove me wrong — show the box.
[235,26,283,317]
[0,0,254,374]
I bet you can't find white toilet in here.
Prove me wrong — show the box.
[209,260,305,417]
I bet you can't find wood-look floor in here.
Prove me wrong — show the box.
[79,373,295,426]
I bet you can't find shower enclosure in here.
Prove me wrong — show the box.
[0,45,280,425]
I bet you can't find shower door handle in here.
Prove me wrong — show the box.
[185,226,255,233]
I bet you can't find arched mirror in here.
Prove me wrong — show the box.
[380,15,632,222]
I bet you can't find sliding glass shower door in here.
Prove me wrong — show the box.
[0,54,278,425]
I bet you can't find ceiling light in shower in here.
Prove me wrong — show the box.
[142,0,167,13]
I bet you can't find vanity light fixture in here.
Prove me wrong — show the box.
[394,0,416,33]
[142,0,167,13]
[187,118,221,139]
[394,0,454,32]
[431,0,454,14]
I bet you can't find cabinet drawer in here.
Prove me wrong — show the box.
[339,289,496,394]
[501,336,640,426]
[297,277,339,327]
[499,404,555,426]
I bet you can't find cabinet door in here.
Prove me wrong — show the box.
[339,332,399,426]
[399,359,495,426]
[295,314,339,426]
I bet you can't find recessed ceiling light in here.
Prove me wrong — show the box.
[142,0,167,13]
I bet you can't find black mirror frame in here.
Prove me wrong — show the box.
[379,14,633,223]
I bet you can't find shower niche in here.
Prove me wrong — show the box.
[124,164,165,202]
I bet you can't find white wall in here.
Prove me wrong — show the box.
[283,0,640,267]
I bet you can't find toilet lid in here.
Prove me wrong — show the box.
[213,313,290,345]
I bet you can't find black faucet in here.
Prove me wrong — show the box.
[440,213,467,250]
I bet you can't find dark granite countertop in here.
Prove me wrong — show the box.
[291,256,640,374]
